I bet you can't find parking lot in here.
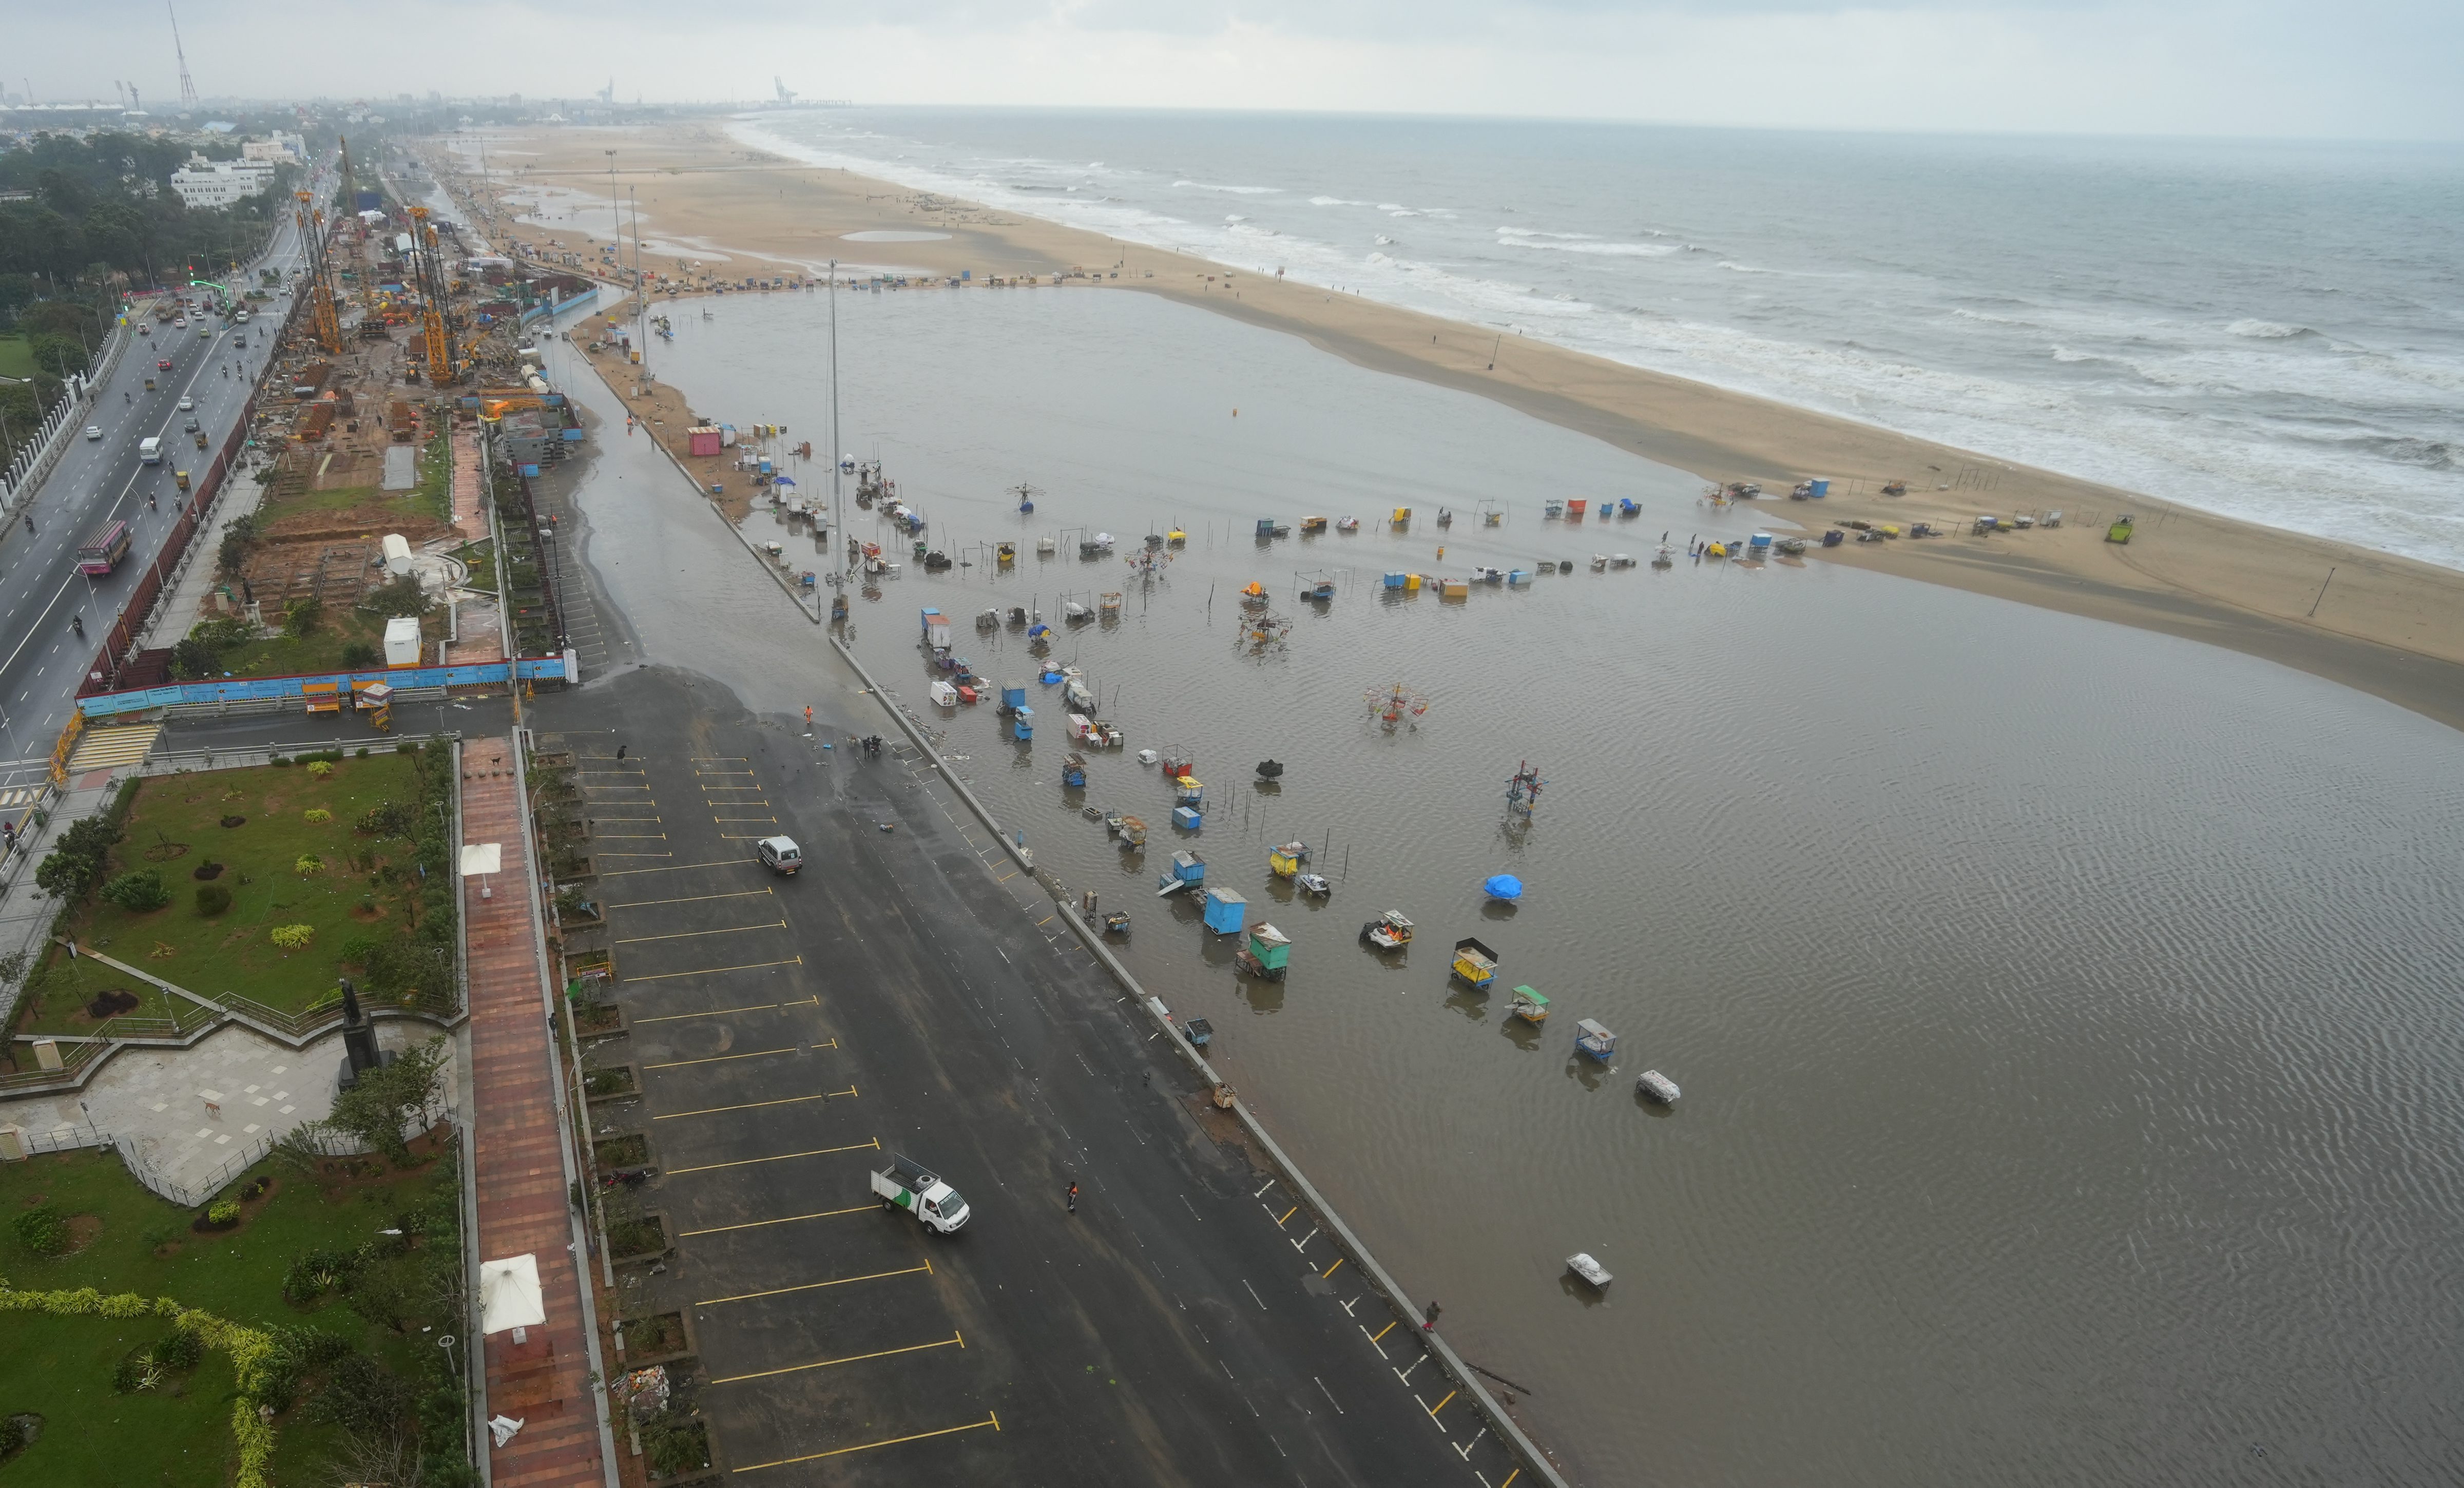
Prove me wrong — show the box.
[553,666,1532,1485]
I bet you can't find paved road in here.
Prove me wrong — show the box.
[0,174,318,762]
[547,668,1521,1487]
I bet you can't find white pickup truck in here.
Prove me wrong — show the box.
[871,1154,971,1233]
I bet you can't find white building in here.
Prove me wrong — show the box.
[241,131,305,163]
[168,154,277,209]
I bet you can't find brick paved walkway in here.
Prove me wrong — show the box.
[463,735,607,1488]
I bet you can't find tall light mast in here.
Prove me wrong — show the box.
[167,1,199,111]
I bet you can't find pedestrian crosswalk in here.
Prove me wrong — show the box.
[66,723,162,775]
[0,786,40,809]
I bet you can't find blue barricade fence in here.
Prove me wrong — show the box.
[76,657,570,720]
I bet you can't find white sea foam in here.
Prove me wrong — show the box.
[724,112,2464,570]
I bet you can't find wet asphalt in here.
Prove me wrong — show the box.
[548,667,1520,1486]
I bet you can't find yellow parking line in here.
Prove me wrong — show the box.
[697,770,757,776]
[711,816,776,822]
[1371,1321,1396,1342]
[644,1046,798,1070]
[598,852,672,859]
[595,834,668,841]
[624,956,801,983]
[663,1137,879,1173]
[1277,1206,1299,1226]
[718,833,784,840]
[1427,1389,1457,1420]
[602,858,762,877]
[678,1204,873,1238]
[730,1414,1001,1473]
[592,817,665,823]
[631,997,811,1025]
[711,1332,964,1386]
[1321,1257,1346,1280]
[698,1261,931,1307]
[607,888,774,910]
[654,1088,856,1121]
[614,920,787,944]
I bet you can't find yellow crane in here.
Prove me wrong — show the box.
[294,190,343,354]
[408,206,457,385]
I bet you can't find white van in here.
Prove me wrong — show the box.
[139,436,163,465]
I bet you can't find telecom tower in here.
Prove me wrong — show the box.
[168,1,199,111]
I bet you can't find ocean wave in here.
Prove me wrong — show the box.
[2227,319,2316,339]
[1717,260,1778,274]
[1503,238,1678,258]
[2050,345,2096,363]
[1498,227,1602,241]
[1308,195,1373,207]
[1225,214,1247,223]
[1173,179,1280,195]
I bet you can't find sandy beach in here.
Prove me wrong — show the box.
[422,120,2464,731]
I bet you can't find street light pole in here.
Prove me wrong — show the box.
[830,259,841,584]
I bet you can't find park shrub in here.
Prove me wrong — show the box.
[11,1204,68,1255]
[302,807,332,823]
[99,867,171,913]
[305,760,334,779]
[151,1326,205,1370]
[196,883,233,916]
[270,924,315,951]
[207,1199,240,1226]
[294,854,324,876]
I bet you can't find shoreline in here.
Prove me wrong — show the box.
[422,121,2464,733]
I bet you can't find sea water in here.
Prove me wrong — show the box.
[562,285,2464,1486]
[735,109,2464,571]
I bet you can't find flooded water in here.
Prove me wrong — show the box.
[572,287,2464,1486]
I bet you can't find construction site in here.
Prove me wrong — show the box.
[158,138,592,685]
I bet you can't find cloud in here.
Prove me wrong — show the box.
[13,0,2462,140]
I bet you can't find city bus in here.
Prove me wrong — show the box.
[78,519,131,576]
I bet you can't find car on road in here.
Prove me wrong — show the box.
[177,396,195,411]
[183,417,200,433]
[156,358,173,371]
[84,425,102,440]
[756,836,803,875]
[174,317,186,327]
[137,322,150,335]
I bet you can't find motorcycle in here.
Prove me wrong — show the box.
[71,616,84,638]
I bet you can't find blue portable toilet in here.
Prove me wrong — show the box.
[1012,705,1034,742]
[1810,478,1831,498]
[1169,851,1206,891]
[1173,804,1203,830]
[1202,887,1247,934]
[1508,569,1530,586]
[1383,571,1408,590]
[1001,682,1026,713]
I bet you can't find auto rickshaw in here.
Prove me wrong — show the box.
[194,431,207,450]
[173,470,190,492]
[143,376,157,392]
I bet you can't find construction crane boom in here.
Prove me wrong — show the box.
[294,190,343,354]
[409,206,458,386]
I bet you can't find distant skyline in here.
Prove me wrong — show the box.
[13,0,2462,142]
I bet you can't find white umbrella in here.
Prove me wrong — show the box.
[479,1254,545,1340]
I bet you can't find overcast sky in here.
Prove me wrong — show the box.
[17,0,2462,141]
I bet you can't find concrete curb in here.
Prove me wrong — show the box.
[825,636,1573,1488]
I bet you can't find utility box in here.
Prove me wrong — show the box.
[688,426,723,457]
[383,615,422,668]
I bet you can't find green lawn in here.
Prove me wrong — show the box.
[0,1144,466,1487]
[33,754,432,1018]
[414,431,451,525]
[0,333,35,379]
[208,605,422,679]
